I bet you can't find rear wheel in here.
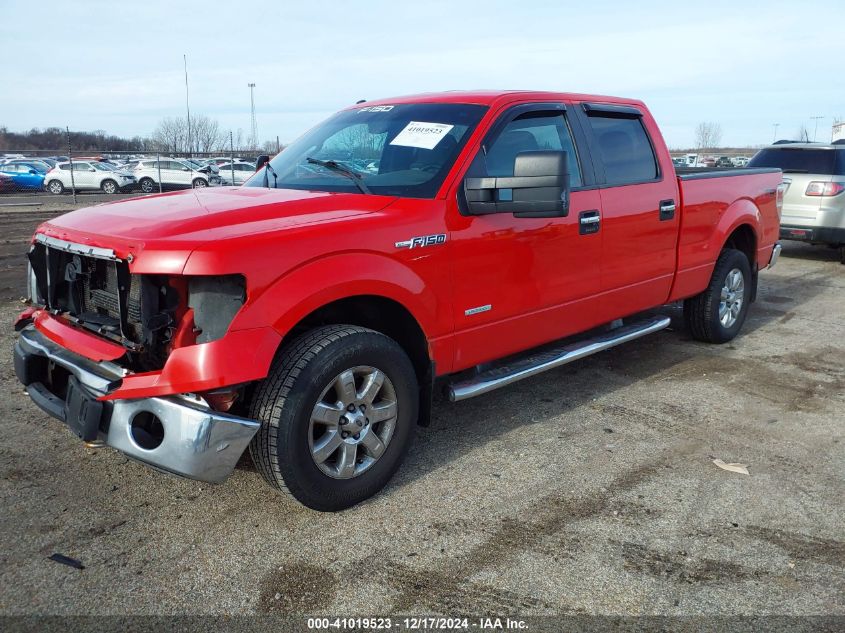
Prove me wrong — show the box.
[249,325,418,511]
[47,179,64,195]
[684,248,752,343]
[139,177,156,193]
[101,179,118,194]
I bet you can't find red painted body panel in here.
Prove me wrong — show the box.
[32,310,126,362]
[25,90,782,400]
[102,327,282,400]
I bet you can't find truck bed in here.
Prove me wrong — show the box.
[669,167,783,302]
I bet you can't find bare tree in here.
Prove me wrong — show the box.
[795,124,810,142]
[695,122,723,150]
[191,116,223,153]
[151,115,223,154]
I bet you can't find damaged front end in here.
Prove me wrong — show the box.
[15,234,266,483]
[26,234,246,372]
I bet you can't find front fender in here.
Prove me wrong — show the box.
[230,251,442,343]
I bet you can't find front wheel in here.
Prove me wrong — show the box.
[684,248,752,343]
[249,325,418,511]
[192,178,208,188]
[101,179,118,194]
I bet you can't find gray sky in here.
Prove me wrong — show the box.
[2,0,843,148]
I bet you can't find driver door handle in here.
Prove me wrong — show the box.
[659,199,676,221]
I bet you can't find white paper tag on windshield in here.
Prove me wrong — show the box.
[389,121,455,150]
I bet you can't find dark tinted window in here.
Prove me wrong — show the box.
[467,111,583,187]
[586,115,658,185]
[747,148,843,175]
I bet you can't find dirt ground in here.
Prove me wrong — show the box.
[0,205,842,618]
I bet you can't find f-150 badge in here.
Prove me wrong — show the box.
[395,234,447,249]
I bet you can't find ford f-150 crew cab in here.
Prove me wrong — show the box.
[13,91,784,510]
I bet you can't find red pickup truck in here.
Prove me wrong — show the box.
[14,91,783,510]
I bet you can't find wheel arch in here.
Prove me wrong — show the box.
[723,222,757,269]
[260,294,435,427]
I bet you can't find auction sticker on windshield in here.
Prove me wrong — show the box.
[389,121,455,150]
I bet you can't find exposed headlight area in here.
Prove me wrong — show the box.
[187,275,246,344]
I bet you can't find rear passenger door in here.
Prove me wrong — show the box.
[576,103,680,315]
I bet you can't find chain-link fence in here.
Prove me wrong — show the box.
[1,143,767,200]
[0,147,265,200]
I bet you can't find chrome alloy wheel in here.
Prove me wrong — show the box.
[719,267,745,328]
[308,366,398,479]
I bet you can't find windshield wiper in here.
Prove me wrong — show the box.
[305,157,371,194]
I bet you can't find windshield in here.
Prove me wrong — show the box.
[244,102,487,198]
[92,162,112,171]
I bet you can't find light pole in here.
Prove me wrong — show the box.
[772,123,779,142]
[248,83,257,151]
[810,116,824,142]
[184,54,192,157]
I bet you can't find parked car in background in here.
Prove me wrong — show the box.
[44,161,136,195]
[732,156,750,167]
[217,161,256,185]
[715,156,733,168]
[132,157,221,192]
[1,158,55,172]
[0,172,15,192]
[0,162,46,191]
[748,142,845,263]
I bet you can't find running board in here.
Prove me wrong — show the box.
[447,315,671,402]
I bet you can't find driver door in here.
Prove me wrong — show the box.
[445,103,607,371]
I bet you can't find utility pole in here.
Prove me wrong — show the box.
[248,83,257,151]
[772,123,779,142]
[184,54,192,157]
[810,116,824,142]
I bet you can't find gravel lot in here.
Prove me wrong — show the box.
[0,206,842,617]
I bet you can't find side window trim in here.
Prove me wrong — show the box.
[573,103,663,188]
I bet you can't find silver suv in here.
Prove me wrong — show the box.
[748,142,845,263]
[132,157,221,193]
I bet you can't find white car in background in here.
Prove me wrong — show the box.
[45,161,136,194]
[217,161,256,185]
[132,157,221,193]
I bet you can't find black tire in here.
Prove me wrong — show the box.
[47,179,64,195]
[192,178,208,188]
[249,325,418,511]
[684,248,752,344]
[101,179,118,194]
[139,177,156,193]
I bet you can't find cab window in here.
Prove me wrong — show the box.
[467,111,583,187]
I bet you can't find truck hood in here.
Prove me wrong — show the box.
[37,187,396,269]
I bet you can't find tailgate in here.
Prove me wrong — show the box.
[781,173,827,222]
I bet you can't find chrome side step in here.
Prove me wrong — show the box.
[447,315,671,402]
